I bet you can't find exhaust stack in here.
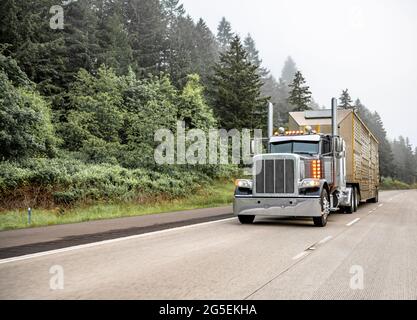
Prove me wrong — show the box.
[332,98,338,137]
[268,102,274,138]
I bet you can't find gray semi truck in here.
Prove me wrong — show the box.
[234,98,380,227]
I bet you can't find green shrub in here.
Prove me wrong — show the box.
[380,177,411,190]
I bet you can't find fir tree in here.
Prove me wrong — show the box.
[288,71,312,111]
[339,89,353,109]
[281,56,297,85]
[244,34,269,78]
[216,17,234,52]
[210,36,268,130]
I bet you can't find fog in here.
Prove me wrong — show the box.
[182,0,417,147]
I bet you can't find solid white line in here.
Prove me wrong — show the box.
[0,217,237,265]
[346,218,361,227]
[318,236,333,245]
[292,251,309,260]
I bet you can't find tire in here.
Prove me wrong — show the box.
[353,188,358,212]
[369,190,379,203]
[313,189,330,227]
[238,215,255,224]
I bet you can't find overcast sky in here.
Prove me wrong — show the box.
[182,0,417,147]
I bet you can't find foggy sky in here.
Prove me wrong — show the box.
[182,0,417,147]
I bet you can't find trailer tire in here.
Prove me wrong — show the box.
[353,187,358,212]
[370,190,379,203]
[238,215,255,224]
[313,189,330,227]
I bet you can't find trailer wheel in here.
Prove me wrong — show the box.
[238,215,255,224]
[313,189,330,227]
[369,190,379,203]
[353,188,358,212]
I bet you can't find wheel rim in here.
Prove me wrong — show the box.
[322,195,330,218]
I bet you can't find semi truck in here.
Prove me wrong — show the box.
[234,99,380,227]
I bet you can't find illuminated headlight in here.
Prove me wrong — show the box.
[235,179,253,190]
[299,179,321,189]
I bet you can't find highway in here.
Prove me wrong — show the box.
[0,190,416,300]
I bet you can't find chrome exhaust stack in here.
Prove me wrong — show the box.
[268,102,274,138]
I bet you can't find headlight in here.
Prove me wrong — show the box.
[299,179,321,189]
[235,179,253,190]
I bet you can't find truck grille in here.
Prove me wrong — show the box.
[255,159,295,194]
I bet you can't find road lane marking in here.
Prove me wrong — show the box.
[292,251,309,260]
[0,217,236,265]
[346,218,361,227]
[378,204,384,208]
[318,236,333,245]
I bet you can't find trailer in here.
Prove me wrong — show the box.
[288,109,380,202]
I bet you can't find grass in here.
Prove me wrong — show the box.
[0,180,235,231]
[380,177,417,191]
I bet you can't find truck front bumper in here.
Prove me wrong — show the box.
[234,196,322,218]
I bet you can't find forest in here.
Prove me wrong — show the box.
[1,0,416,211]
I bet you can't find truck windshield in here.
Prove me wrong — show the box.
[270,142,319,155]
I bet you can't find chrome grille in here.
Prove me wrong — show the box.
[254,158,295,195]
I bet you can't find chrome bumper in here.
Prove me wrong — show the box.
[234,196,322,218]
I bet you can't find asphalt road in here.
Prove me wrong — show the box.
[1,190,416,300]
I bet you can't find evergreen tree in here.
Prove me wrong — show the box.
[281,56,297,85]
[216,17,234,52]
[244,34,269,78]
[288,71,312,111]
[125,0,165,77]
[95,0,134,76]
[339,89,353,109]
[210,36,268,130]
[194,18,219,86]
[0,0,68,95]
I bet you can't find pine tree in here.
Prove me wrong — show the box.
[210,36,268,130]
[194,18,219,86]
[339,89,353,109]
[281,56,297,85]
[288,71,312,111]
[95,0,134,76]
[244,34,269,78]
[216,17,234,52]
[125,0,165,77]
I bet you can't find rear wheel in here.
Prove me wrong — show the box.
[369,189,379,203]
[313,189,330,227]
[238,215,255,224]
[353,187,358,212]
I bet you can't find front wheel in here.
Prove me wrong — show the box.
[313,189,330,227]
[238,215,255,224]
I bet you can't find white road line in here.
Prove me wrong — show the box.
[318,236,333,245]
[378,204,384,208]
[0,217,237,265]
[292,251,309,260]
[346,218,361,227]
